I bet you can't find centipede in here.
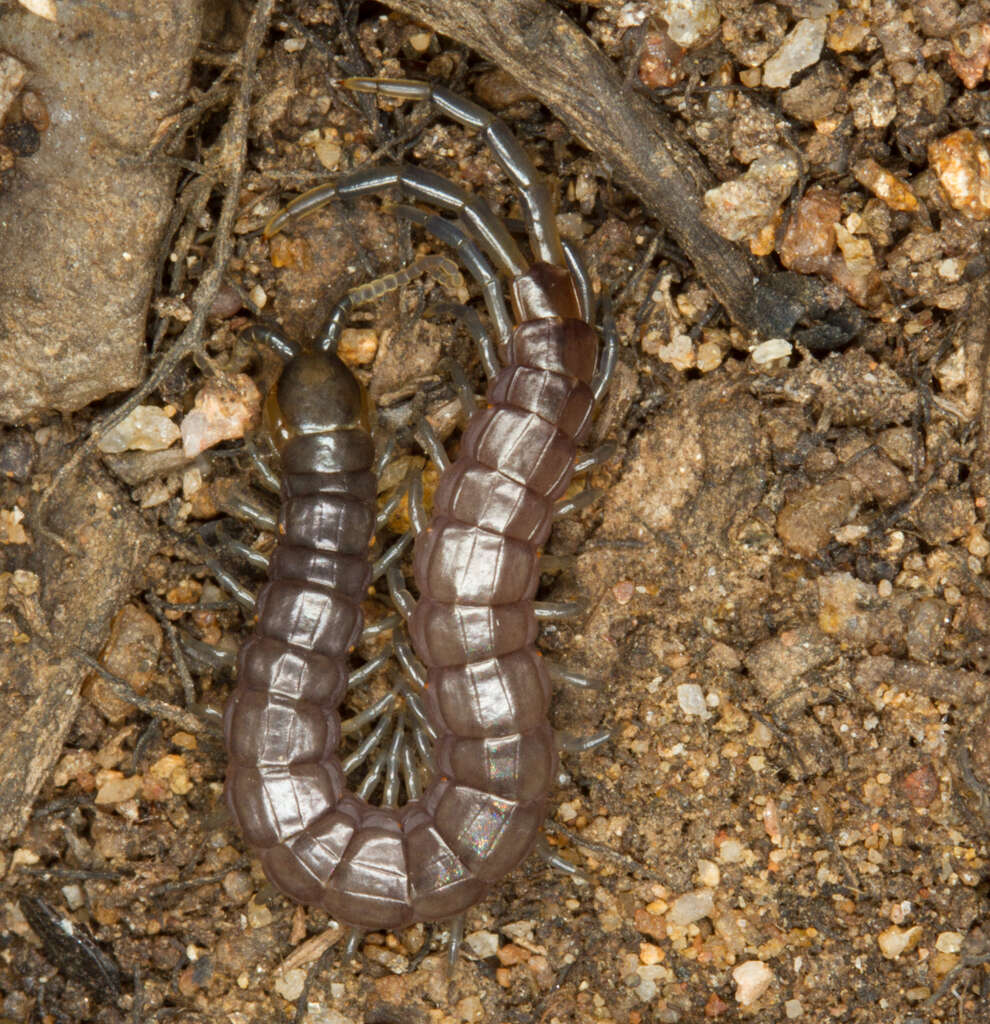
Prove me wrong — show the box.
[222,78,617,959]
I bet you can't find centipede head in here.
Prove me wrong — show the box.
[265,349,370,450]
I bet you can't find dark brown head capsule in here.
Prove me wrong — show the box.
[265,351,369,450]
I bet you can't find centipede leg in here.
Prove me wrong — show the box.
[536,837,588,882]
[592,294,619,402]
[244,439,281,493]
[176,627,237,671]
[429,300,500,381]
[194,537,257,612]
[446,358,480,422]
[554,487,604,518]
[394,204,512,360]
[346,644,393,689]
[407,470,428,536]
[574,441,618,475]
[358,613,401,642]
[265,164,526,280]
[340,78,567,268]
[219,493,277,533]
[446,913,466,976]
[561,238,596,323]
[533,600,586,621]
[415,416,450,473]
[557,728,614,755]
[371,530,412,580]
[385,563,416,621]
[215,522,270,573]
[343,928,363,965]
[547,662,603,691]
[393,631,428,690]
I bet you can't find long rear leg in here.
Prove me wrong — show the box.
[339,77,567,268]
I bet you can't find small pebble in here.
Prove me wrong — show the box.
[273,967,306,1001]
[94,772,142,805]
[659,0,719,46]
[751,338,792,365]
[719,838,745,863]
[337,327,378,365]
[696,859,720,887]
[246,898,273,929]
[676,683,710,719]
[732,960,773,1006]
[852,158,918,212]
[668,889,714,925]
[877,924,924,958]
[763,19,827,88]
[929,129,990,219]
[17,0,57,20]
[935,931,964,954]
[181,373,261,457]
[97,406,181,454]
[61,883,85,910]
[785,998,804,1018]
[464,929,499,959]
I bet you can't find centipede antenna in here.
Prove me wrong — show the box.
[346,643,392,689]
[383,711,406,806]
[340,691,396,735]
[554,487,603,519]
[574,441,618,475]
[393,633,428,690]
[592,294,619,402]
[356,746,390,800]
[371,531,413,581]
[407,471,428,535]
[318,253,465,354]
[358,612,401,641]
[561,238,596,324]
[385,563,416,620]
[557,728,614,755]
[429,300,501,380]
[533,600,585,621]
[243,322,302,361]
[446,914,466,976]
[547,662,603,691]
[415,416,450,473]
[394,204,513,351]
[268,162,528,279]
[341,709,394,772]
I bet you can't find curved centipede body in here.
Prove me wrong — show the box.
[223,77,613,939]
